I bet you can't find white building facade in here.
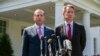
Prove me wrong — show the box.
[0,0,100,56]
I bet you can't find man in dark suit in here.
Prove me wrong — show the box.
[22,9,55,56]
[55,4,86,56]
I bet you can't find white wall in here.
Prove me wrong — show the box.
[90,27,100,55]
[7,19,32,56]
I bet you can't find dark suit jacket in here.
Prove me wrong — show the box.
[22,24,54,56]
[55,22,86,56]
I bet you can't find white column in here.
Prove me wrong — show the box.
[83,11,93,56]
[55,1,64,27]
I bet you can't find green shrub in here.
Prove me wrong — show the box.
[0,33,13,56]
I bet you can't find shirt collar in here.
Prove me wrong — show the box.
[35,23,44,29]
[64,21,73,26]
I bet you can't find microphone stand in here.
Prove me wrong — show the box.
[51,34,57,56]
[48,43,52,56]
[40,36,43,56]
[54,37,57,56]
[68,51,71,56]
[57,36,62,56]
[44,36,47,56]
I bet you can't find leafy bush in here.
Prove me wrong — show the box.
[0,33,13,56]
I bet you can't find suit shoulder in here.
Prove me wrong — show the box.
[24,25,33,31]
[56,24,63,29]
[75,23,85,31]
[75,22,84,27]
[45,26,53,31]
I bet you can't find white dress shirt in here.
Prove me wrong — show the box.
[64,21,73,36]
[35,23,44,36]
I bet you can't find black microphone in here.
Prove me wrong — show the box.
[47,34,56,44]
[40,36,44,56]
[40,36,48,56]
[44,36,48,56]
[44,34,57,56]
[51,34,56,39]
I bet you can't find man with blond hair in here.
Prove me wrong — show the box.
[55,4,86,56]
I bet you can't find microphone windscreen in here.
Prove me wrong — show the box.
[63,39,72,50]
[48,39,52,44]
[51,34,56,39]
[57,36,60,39]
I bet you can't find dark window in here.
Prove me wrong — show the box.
[0,20,6,33]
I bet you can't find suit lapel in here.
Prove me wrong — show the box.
[44,26,48,36]
[31,24,38,37]
[72,22,78,40]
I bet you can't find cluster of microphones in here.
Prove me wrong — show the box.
[40,34,72,56]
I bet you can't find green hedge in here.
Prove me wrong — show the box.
[0,33,13,56]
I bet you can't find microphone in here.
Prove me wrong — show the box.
[63,39,72,51]
[63,39,72,56]
[49,34,57,56]
[44,36,48,56]
[51,34,56,39]
[48,38,53,56]
[40,36,48,56]
[40,36,44,56]
[48,38,52,44]
[56,36,63,56]
[46,35,54,56]
[48,34,56,44]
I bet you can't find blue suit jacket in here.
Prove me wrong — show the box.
[22,24,54,56]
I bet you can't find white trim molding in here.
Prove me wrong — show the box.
[94,0,100,4]
[64,0,100,16]
[0,0,51,12]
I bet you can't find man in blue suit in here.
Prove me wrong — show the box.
[22,9,55,56]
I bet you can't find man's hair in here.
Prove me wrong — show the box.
[63,3,75,13]
[34,9,45,15]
